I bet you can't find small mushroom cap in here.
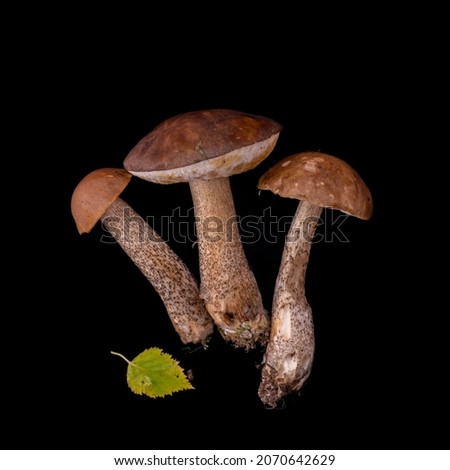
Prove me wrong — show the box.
[258,152,373,220]
[71,168,132,234]
[123,109,282,183]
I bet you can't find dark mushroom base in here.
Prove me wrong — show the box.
[211,305,270,350]
[258,353,313,409]
[257,299,314,408]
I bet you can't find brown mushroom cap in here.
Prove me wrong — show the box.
[258,151,373,220]
[71,168,132,234]
[123,109,282,183]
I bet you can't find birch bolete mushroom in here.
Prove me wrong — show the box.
[123,109,282,349]
[71,168,214,345]
[257,151,373,407]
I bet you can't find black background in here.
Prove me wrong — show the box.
[5,12,446,451]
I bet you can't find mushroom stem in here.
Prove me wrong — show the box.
[101,197,214,345]
[189,177,269,348]
[258,200,322,407]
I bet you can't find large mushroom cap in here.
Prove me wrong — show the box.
[258,151,373,220]
[123,109,282,183]
[71,168,132,234]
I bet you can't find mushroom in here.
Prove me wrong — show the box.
[123,109,282,349]
[257,151,373,407]
[71,168,214,345]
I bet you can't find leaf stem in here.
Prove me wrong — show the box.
[111,351,131,364]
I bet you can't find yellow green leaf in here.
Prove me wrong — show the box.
[112,348,193,398]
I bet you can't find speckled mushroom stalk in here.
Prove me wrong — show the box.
[101,198,213,344]
[257,152,373,407]
[189,176,268,347]
[258,200,321,407]
[71,168,214,345]
[123,109,282,349]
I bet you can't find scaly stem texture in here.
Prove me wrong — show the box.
[189,177,269,349]
[102,197,214,345]
[259,200,322,407]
